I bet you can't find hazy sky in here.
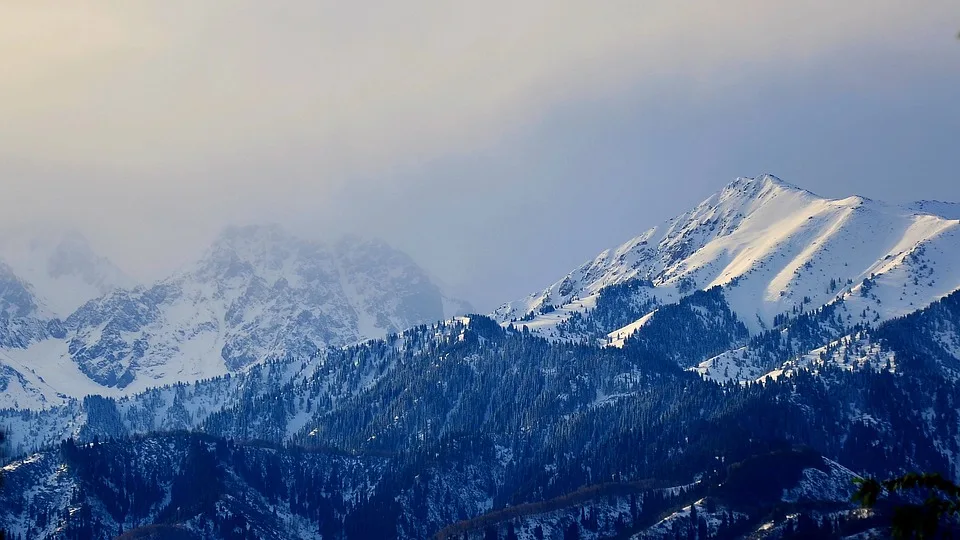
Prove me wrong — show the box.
[1,1,958,310]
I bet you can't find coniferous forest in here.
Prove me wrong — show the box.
[3,286,960,538]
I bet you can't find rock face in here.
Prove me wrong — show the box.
[64,226,458,387]
[0,225,471,404]
[0,262,65,349]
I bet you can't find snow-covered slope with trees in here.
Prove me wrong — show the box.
[695,285,960,385]
[4,310,947,538]
[3,174,960,539]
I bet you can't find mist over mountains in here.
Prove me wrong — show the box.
[0,225,470,408]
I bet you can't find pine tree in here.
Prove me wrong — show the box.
[855,473,960,538]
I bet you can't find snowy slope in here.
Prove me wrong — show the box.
[696,286,960,385]
[0,225,465,407]
[0,341,110,409]
[495,175,960,346]
[0,229,132,318]
[907,200,960,220]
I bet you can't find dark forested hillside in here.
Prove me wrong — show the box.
[4,291,960,537]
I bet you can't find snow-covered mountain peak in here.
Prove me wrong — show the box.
[495,174,960,346]
[704,174,822,221]
[0,262,43,319]
[0,228,132,317]
[193,224,323,288]
[0,226,472,403]
[494,174,830,321]
[724,173,804,195]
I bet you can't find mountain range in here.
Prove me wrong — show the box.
[2,174,960,539]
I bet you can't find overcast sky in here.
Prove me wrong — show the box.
[1,1,958,310]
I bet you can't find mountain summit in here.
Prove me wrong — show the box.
[494,174,960,353]
[0,229,132,318]
[0,225,470,407]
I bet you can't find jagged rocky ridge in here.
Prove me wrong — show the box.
[0,226,471,407]
[0,229,133,319]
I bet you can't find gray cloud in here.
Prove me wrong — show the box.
[1,1,957,309]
